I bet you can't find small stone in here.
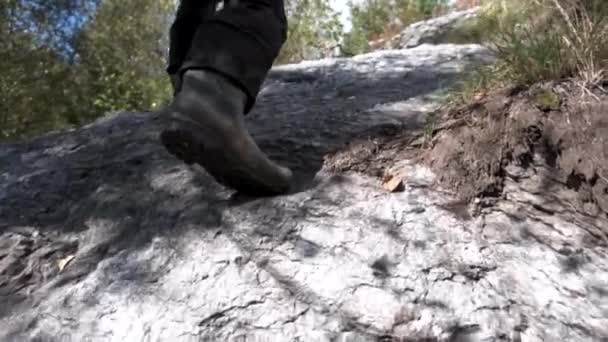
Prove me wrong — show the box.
[57,255,75,272]
[383,175,404,192]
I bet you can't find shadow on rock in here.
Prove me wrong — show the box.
[0,47,491,336]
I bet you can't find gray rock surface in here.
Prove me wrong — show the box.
[2,44,608,342]
[373,8,480,50]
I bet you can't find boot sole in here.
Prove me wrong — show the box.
[159,114,290,196]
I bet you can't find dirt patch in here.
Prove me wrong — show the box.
[323,123,421,178]
[422,81,608,217]
[323,81,608,218]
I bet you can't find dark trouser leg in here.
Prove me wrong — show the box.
[167,0,218,93]
[160,0,292,195]
[177,0,287,114]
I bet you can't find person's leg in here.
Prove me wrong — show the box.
[160,0,292,196]
[167,0,219,94]
[177,0,287,113]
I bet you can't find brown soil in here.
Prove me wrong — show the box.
[323,124,421,178]
[422,81,608,217]
[324,80,608,219]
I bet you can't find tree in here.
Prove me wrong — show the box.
[342,0,392,56]
[1,0,344,141]
[342,0,450,56]
[276,0,344,64]
[0,0,95,139]
[0,0,174,141]
[73,0,174,117]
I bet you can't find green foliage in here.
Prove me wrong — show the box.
[351,0,392,39]
[276,0,344,64]
[395,0,450,22]
[1,0,346,141]
[74,0,174,115]
[342,0,390,55]
[533,88,561,111]
[342,0,449,56]
[444,64,503,106]
[1,1,82,140]
[443,0,607,111]
[422,110,439,145]
[1,0,174,142]
[471,0,607,86]
[341,27,371,56]
[434,16,489,45]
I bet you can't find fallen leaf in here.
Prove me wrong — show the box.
[383,175,404,192]
[58,255,75,271]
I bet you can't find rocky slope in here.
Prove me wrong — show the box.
[370,7,480,50]
[1,16,608,342]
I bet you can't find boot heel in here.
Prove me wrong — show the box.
[160,128,200,165]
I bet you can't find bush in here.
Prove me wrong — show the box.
[443,0,607,109]
[1,0,346,141]
[0,1,90,140]
[0,0,175,142]
[342,0,450,56]
[74,0,174,116]
[473,0,606,86]
[275,0,343,64]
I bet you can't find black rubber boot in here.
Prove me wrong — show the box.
[159,68,293,196]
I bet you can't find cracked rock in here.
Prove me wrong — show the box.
[0,36,606,342]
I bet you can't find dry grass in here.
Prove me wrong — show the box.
[550,0,608,84]
[442,0,607,111]
[486,0,606,85]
